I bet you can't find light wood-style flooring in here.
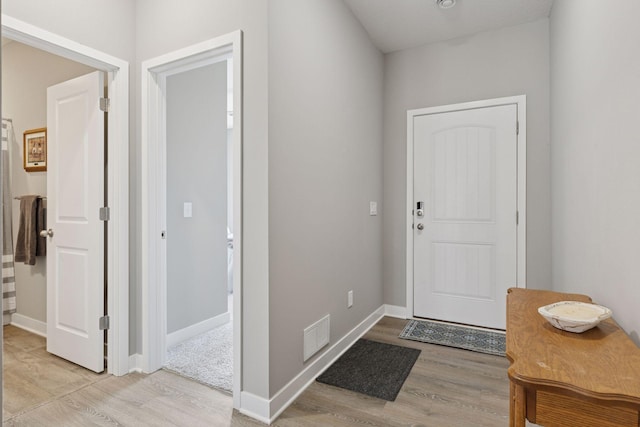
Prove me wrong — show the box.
[3,317,510,426]
[2,325,106,421]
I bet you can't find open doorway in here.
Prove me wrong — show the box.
[1,29,129,417]
[1,15,130,377]
[162,59,234,392]
[141,31,243,407]
[2,41,106,417]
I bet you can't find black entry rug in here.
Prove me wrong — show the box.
[316,339,420,401]
[400,319,506,357]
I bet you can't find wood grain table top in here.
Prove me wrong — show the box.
[506,288,640,405]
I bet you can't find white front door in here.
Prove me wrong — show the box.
[46,71,105,373]
[412,104,518,329]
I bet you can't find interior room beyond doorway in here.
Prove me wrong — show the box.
[162,59,235,393]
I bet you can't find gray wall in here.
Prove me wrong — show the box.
[382,19,551,307]
[268,0,384,394]
[1,41,95,324]
[3,0,136,62]
[550,1,640,344]
[166,63,228,334]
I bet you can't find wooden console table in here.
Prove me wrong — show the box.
[506,288,640,427]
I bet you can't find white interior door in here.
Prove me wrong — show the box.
[46,71,105,373]
[413,104,517,329]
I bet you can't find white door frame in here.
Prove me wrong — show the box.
[141,31,243,408]
[406,95,526,319]
[1,15,130,376]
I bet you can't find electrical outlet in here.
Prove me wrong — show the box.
[348,290,354,308]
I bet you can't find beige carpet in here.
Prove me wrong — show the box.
[164,320,232,392]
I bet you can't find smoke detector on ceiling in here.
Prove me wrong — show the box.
[436,0,456,9]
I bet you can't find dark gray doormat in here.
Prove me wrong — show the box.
[400,319,505,357]
[316,339,420,401]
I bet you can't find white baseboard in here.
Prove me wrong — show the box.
[11,313,46,337]
[254,305,386,424]
[166,311,230,348]
[239,392,271,425]
[384,304,408,319]
[129,353,143,373]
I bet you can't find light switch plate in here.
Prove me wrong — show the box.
[183,202,192,218]
[369,201,377,216]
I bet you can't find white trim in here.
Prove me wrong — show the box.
[246,306,385,424]
[2,14,130,377]
[406,95,527,319]
[166,312,231,348]
[384,304,408,319]
[239,392,271,425]
[10,313,47,337]
[141,31,244,408]
[516,102,527,284]
[106,63,131,377]
[128,354,143,373]
[1,16,123,71]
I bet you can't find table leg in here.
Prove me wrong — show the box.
[511,382,526,427]
[509,382,515,427]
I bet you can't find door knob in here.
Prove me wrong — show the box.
[416,223,424,231]
[40,229,54,238]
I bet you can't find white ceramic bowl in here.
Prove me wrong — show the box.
[538,301,612,333]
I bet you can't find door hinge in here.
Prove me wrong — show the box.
[516,121,520,135]
[100,97,110,112]
[99,207,110,221]
[516,210,519,225]
[99,316,110,330]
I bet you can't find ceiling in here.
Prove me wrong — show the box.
[344,0,554,54]
[1,2,553,55]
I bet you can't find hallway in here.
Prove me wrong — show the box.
[4,318,510,426]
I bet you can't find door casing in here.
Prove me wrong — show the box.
[141,31,243,409]
[406,96,527,320]
[1,14,130,376]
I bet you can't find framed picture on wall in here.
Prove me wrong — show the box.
[23,127,47,172]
